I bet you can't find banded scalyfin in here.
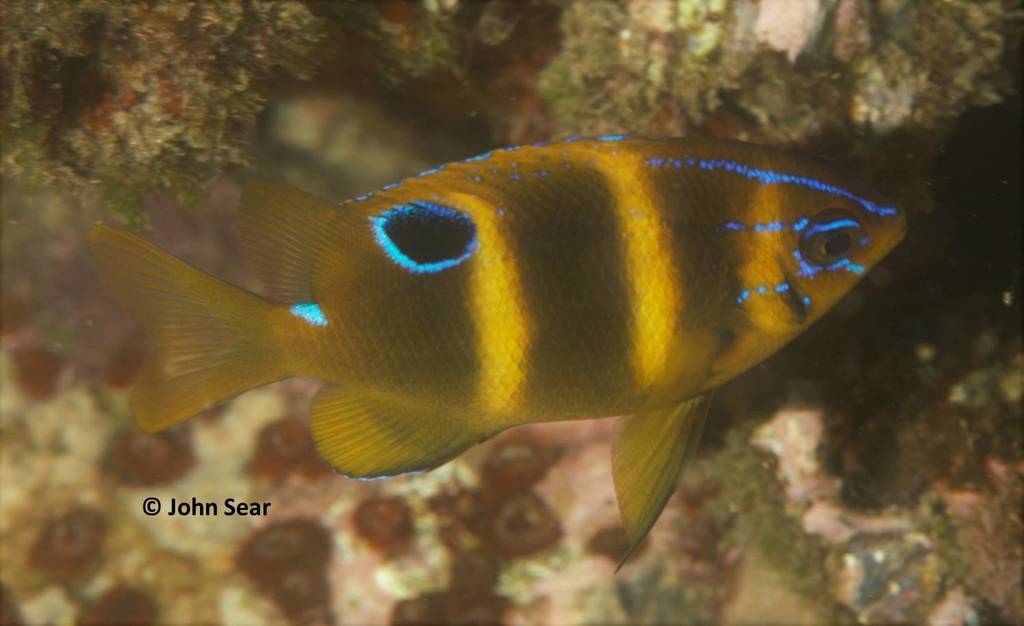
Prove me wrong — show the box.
[88,135,906,566]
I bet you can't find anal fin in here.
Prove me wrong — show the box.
[309,385,484,479]
[612,393,712,570]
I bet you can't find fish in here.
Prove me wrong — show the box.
[88,135,906,567]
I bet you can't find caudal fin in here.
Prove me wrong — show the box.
[88,224,286,432]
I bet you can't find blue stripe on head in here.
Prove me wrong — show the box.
[793,249,866,277]
[803,219,860,239]
[685,157,899,217]
[754,221,784,233]
[290,303,328,327]
[370,201,479,274]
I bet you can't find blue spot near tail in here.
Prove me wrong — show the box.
[290,303,328,327]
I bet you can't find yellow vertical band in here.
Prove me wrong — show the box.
[451,191,531,417]
[584,144,682,389]
[736,183,789,334]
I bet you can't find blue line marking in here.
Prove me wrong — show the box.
[417,165,445,177]
[290,303,328,327]
[381,182,402,191]
[370,202,479,274]
[736,289,751,304]
[354,192,373,202]
[774,283,790,293]
[724,221,746,231]
[598,134,627,141]
[792,218,809,232]
[757,285,767,294]
[688,157,898,217]
[803,219,860,238]
[754,221,784,233]
[793,249,865,277]
[465,151,492,163]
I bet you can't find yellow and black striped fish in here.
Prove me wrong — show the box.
[88,135,906,566]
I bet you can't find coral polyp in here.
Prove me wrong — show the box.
[248,416,332,482]
[77,586,158,626]
[236,519,333,624]
[353,495,415,555]
[103,428,195,487]
[28,506,108,581]
[479,491,562,559]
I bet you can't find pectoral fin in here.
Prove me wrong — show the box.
[611,393,712,570]
[309,385,485,479]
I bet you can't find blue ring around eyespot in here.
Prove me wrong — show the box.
[369,202,479,274]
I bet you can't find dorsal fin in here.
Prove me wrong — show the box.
[238,181,341,303]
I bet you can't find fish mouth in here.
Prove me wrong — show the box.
[778,265,809,325]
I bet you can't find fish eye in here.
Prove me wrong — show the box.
[800,208,863,266]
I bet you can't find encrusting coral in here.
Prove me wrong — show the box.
[1,0,326,217]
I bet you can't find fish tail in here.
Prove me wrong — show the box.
[88,224,287,432]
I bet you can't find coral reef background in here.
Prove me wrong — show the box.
[1,1,1021,624]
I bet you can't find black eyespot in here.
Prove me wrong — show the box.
[371,202,478,273]
[799,208,863,266]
